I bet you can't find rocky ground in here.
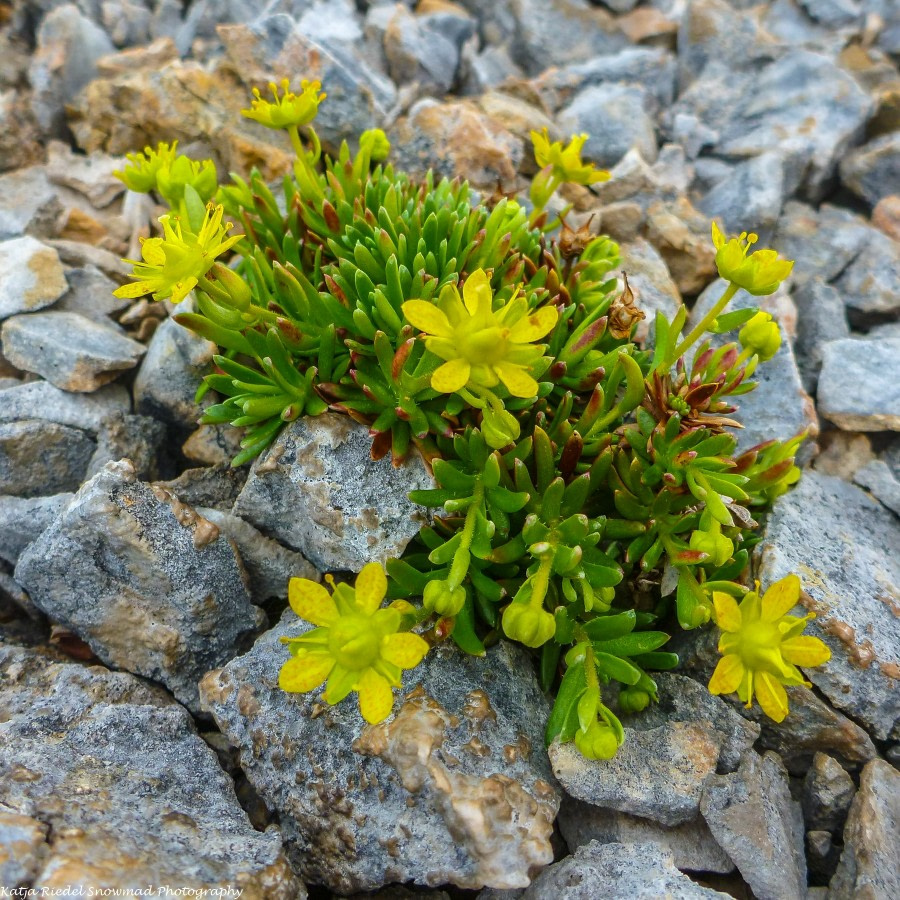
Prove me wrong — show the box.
[1,0,899,896]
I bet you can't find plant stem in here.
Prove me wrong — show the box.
[670,282,739,365]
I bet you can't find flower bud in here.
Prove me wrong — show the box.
[206,262,251,310]
[360,128,391,162]
[157,155,218,205]
[481,406,521,450]
[501,602,556,647]
[423,579,466,617]
[618,688,650,714]
[574,721,619,759]
[739,311,781,361]
[689,528,734,568]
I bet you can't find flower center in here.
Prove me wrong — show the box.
[328,615,381,670]
[459,326,509,365]
[739,621,782,669]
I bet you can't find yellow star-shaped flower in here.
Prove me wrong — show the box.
[401,269,558,399]
[279,563,429,725]
[241,78,326,130]
[708,575,830,722]
[711,222,794,296]
[530,128,610,186]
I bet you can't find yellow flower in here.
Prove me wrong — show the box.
[575,720,619,760]
[114,141,179,193]
[530,128,610,186]
[401,269,558,399]
[241,79,326,130]
[155,154,218,205]
[114,203,242,304]
[708,575,831,722]
[739,311,782,361]
[711,222,794,296]
[279,563,430,725]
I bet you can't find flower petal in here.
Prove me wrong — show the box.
[708,654,745,695]
[711,221,725,250]
[508,306,558,342]
[494,361,538,398]
[755,671,789,723]
[401,300,453,337]
[382,632,430,669]
[712,591,742,633]
[781,635,831,667]
[432,358,471,393]
[462,269,492,316]
[354,562,387,614]
[288,578,338,626]
[278,652,334,693]
[324,664,357,705]
[760,574,801,622]
[357,668,394,724]
[113,281,154,299]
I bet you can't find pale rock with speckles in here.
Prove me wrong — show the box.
[0,236,68,320]
[200,616,560,895]
[14,460,264,711]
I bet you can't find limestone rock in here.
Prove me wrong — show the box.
[840,131,900,207]
[818,338,900,431]
[200,618,560,894]
[854,459,900,517]
[701,752,806,900]
[85,412,169,481]
[0,420,95,497]
[756,471,900,741]
[232,413,434,573]
[829,759,900,899]
[832,228,900,322]
[156,464,249,513]
[1,311,146,392]
[133,314,215,429]
[802,753,856,833]
[0,643,300,895]
[0,493,73,565]
[0,166,63,241]
[521,840,730,899]
[557,799,734,874]
[548,674,758,827]
[14,460,264,711]
[0,380,130,433]
[53,264,130,324]
[0,236,68,321]
[792,278,850,393]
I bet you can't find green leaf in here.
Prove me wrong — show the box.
[593,651,642,685]
[592,631,670,657]
[582,610,637,642]
[545,659,587,746]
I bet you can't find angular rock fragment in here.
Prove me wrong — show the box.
[1,310,146,392]
[756,471,900,741]
[200,618,559,894]
[700,751,806,900]
[0,493,73,565]
[521,840,730,899]
[829,759,900,899]
[0,420,95,497]
[833,229,900,321]
[802,753,856,833]
[840,131,900,207]
[854,459,900,517]
[548,675,758,826]
[0,380,131,432]
[233,413,434,572]
[15,461,264,710]
[0,235,68,320]
[85,412,169,481]
[0,643,300,895]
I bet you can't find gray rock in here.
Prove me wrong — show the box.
[461,44,523,94]
[697,152,785,237]
[200,619,559,894]
[53,264,129,323]
[818,338,900,431]
[833,228,900,322]
[558,84,657,168]
[756,470,900,740]
[133,314,215,429]
[1,311,145,392]
[0,643,301,894]
[672,51,872,201]
[45,139,126,210]
[854,459,900,517]
[548,674,759,827]
[100,0,153,47]
[0,380,130,433]
[46,238,128,279]
[233,413,434,572]
[15,460,264,711]
[0,236,68,321]
[0,166,63,241]
[29,3,116,137]
[829,759,900,899]
[802,753,856,833]
[182,422,245,466]
[156,464,249,513]
[617,239,682,346]
[520,841,730,899]
[792,278,850,394]
[0,805,47,890]
[841,131,900,207]
[772,202,871,291]
[799,0,862,27]
[85,411,168,480]
[701,751,806,900]
[0,493,73,565]
[0,420,95,497]
[557,799,734,874]
[195,506,318,602]
[807,828,841,882]
[691,280,817,455]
